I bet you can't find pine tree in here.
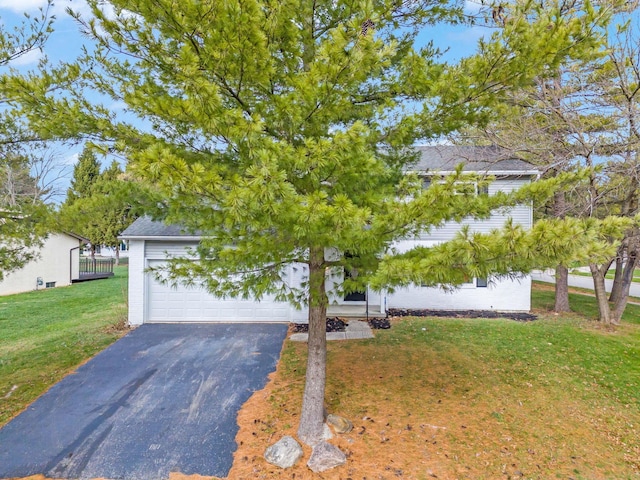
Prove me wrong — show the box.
[61,159,138,262]
[65,148,101,205]
[7,0,617,446]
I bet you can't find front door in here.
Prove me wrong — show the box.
[343,265,366,302]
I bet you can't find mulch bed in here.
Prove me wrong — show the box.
[291,317,391,333]
[387,308,537,322]
[291,317,347,333]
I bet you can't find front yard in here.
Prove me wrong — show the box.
[2,273,640,479]
[230,284,640,479]
[0,266,129,426]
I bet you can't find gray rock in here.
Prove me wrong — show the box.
[327,414,353,434]
[307,441,347,473]
[264,435,303,469]
[322,422,334,440]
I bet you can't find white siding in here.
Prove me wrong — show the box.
[385,276,531,312]
[419,178,532,242]
[145,241,199,259]
[386,238,532,312]
[0,234,81,296]
[127,240,146,326]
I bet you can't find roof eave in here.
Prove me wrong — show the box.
[408,170,540,176]
[119,235,202,241]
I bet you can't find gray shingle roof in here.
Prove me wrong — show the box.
[412,146,537,174]
[120,216,198,238]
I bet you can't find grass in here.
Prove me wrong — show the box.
[0,266,128,426]
[2,272,640,479]
[230,284,640,479]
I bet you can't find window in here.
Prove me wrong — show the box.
[422,176,487,196]
[45,281,56,288]
[476,277,488,288]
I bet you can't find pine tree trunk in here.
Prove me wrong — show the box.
[297,250,328,446]
[590,264,612,324]
[115,244,120,266]
[554,265,571,312]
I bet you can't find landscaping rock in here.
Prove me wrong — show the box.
[307,441,347,473]
[264,435,303,469]
[322,423,334,440]
[327,414,353,434]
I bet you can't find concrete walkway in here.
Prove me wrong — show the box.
[531,270,640,298]
[290,320,374,342]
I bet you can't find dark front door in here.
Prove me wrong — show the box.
[343,264,366,301]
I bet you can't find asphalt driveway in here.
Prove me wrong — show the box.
[0,323,288,480]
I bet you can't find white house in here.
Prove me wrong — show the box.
[0,232,88,296]
[120,146,538,326]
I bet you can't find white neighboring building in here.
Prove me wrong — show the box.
[120,146,538,326]
[0,232,87,296]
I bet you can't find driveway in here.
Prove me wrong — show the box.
[0,323,288,480]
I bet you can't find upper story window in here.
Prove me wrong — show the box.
[421,176,489,196]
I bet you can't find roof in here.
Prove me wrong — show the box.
[411,146,538,175]
[120,216,200,239]
[63,231,90,243]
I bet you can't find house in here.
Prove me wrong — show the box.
[0,232,88,296]
[120,146,538,325]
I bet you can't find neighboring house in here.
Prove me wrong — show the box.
[0,232,88,296]
[120,146,538,326]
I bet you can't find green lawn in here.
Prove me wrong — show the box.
[0,267,128,426]
[2,270,640,478]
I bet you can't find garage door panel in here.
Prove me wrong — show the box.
[146,261,291,323]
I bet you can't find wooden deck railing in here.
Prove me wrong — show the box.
[79,257,115,277]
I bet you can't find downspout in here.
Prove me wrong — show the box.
[70,246,80,283]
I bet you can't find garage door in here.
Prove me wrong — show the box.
[146,261,293,323]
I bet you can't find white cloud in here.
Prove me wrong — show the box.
[0,0,47,13]
[109,100,128,112]
[63,152,79,166]
[8,47,42,66]
[464,0,484,15]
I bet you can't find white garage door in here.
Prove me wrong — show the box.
[146,261,293,323]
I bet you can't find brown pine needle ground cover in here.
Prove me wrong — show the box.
[229,286,640,479]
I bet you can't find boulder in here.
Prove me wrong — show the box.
[307,441,347,473]
[264,435,303,469]
[326,414,353,434]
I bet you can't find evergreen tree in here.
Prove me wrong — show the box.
[7,0,617,446]
[65,148,101,205]
[61,159,139,262]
